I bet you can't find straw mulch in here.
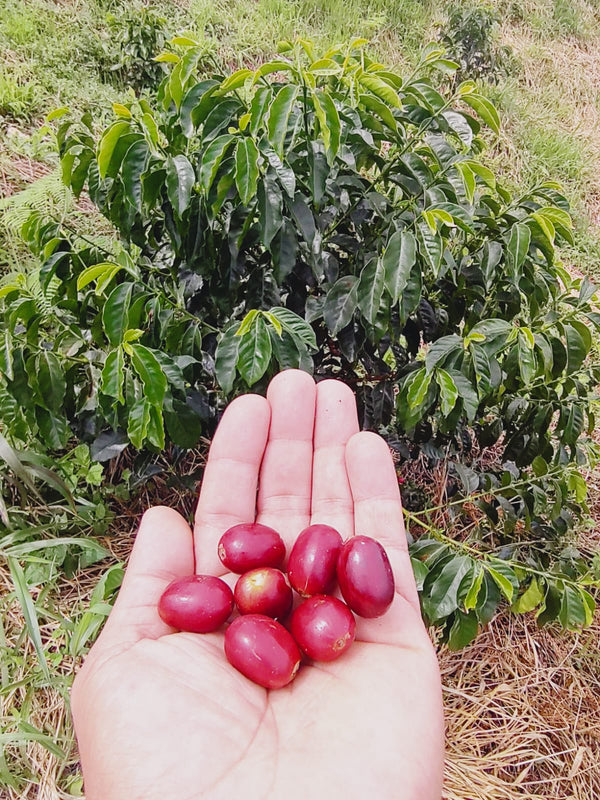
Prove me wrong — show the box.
[441,613,600,800]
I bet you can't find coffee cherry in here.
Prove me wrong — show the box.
[224,615,301,689]
[218,522,286,573]
[290,595,355,662]
[287,524,342,597]
[234,568,292,619]
[337,535,395,618]
[158,575,234,633]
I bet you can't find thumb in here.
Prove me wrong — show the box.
[96,506,195,649]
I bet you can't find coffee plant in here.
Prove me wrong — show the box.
[1,37,598,646]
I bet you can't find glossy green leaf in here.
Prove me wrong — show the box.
[128,397,151,449]
[218,68,253,94]
[425,335,462,371]
[257,172,284,247]
[486,561,518,603]
[358,72,402,108]
[464,566,484,611]
[215,324,241,394]
[425,555,472,621]
[512,577,544,613]
[461,93,500,134]
[122,140,149,211]
[448,610,479,650]
[129,344,167,406]
[506,223,531,274]
[235,138,260,205]
[237,316,272,385]
[312,89,341,163]
[383,230,417,304]
[269,307,317,350]
[323,276,359,335]
[436,368,458,416]
[102,282,134,347]
[267,85,298,157]
[358,258,385,324]
[98,121,130,179]
[199,134,235,193]
[407,368,432,409]
[166,154,195,217]
[558,583,587,630]
[101,347,125,403]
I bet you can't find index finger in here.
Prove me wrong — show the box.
[194,394,270,574]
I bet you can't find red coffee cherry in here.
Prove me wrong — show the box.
[337,535,395,618]
[224,615,301,689]
[218,522,286,573]
[158,575,234,633]
[287,524,342,597]
[290,595,355,662]
[234,568,293,619]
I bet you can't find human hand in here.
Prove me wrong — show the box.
[71,370,444,800]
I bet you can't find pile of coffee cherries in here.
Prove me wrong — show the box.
[158,523,395,689]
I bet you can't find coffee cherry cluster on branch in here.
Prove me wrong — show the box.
[157,523,395,689]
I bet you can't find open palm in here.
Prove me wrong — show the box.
[71,371,444,800]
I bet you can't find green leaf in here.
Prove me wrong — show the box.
[468,318,512,342]
[436,368,458,416]
[358,72,402,108]
[218,68,253,94]
[36,351,66,412]
[249,85,272,134]
[252,60,294,84]
[235,138,260,205]
[102,282,134,347]
[426,555,472,621]
[407,368,432,409]
[425,335,462,371]
[122,140,149,212]
[323,276,359,335]
[35,408,70,449]
[448,610,479,650]
[448,371,479,421]
[417,222,443,276]
[98,121,130,180]
[471,344,492,397]
[506,223,531,274]
[461,93,500,134]
[358,258,385,325]
[454,162,476,204]
[382,230,416,304]
[267,84,298,157]
[269,307,317,350]
[101,347,125,403]
[411,557,429,591]
[215,324,241,394]
[558,583,587,630]
[565,323,588,374]
[486,562,518,603]
[512,577,544,613]
[199,134,234,193]
[128,397,151,449]
[257,172,284,247]
[518,333,537,385]
[166,154,195,217]
[129,344,167,406]
[312,89,341,163]
[359,93,397,131]
[77,262,122,292]
[146,404,165,449]
[237,316,272,386]
[7,557,50,680]
[464,566,484,611]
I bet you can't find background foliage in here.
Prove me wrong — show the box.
[1,34,598,648]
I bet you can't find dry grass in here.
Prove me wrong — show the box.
[441,613,600,800]
[2,440,598,799]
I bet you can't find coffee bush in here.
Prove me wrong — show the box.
[1,37,598,645]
